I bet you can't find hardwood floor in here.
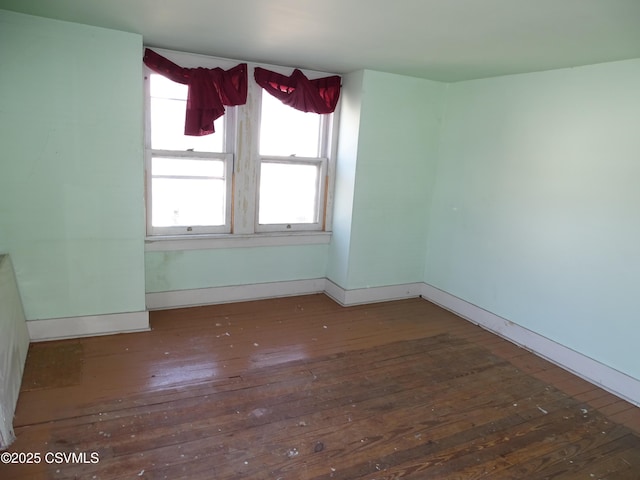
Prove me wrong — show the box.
[2,294,639,479]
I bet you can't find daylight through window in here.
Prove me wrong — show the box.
[144,49,338,239]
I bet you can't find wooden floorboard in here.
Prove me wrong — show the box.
[2,294,639,479]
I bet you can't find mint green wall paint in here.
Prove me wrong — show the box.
[0,10,146,320]
[145,245,328,293]
[425,59,640,379]
[330,70,445,289]
[326,71,364,287]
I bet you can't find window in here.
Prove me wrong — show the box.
[147,73,233,235]
[144,49,338,241]
[257,90,329,231]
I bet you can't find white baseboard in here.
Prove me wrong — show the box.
[323,279,346,305]
[146,278,327,310]
[420,282,640,407]
[37,278,637,406]
[27,310,150,342]
[154,279,421,309]
[325,279,422,306]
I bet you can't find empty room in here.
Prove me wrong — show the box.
[1,1,640,478]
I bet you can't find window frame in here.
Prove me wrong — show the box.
[143,47,339,246]
[144,65,237,236]
[255,155,328,233]
[147,150,234,236]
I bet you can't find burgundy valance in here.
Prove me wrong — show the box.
[143,48,248,136]
[254,67,341,114]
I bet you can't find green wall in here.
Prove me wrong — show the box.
[425,59,640,379]
[145,245,328,293]
[327,70,445,290]
[326,71,363,287]
[0,10,146,320]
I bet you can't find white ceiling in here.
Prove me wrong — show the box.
[2,0,639,81]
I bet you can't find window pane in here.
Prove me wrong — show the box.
[150,73,187,100]
[151,157,227,227]
[259,91,322,157]
[259,162,319,224]
[151,178,226,227]
[149,74,224,152]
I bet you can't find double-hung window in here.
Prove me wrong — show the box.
[146,72,234,235]
[257,89,330,231]
[144,49,338,243]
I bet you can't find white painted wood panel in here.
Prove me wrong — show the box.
[0,255,29,449]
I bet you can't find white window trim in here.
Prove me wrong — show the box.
[143,47,338,250]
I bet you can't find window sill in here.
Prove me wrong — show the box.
[144,231,332,251]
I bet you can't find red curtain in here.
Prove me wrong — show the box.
[143,49,248,136]
[254,67,341,114]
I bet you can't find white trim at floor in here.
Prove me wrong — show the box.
[324,279,423,306]
[27,310,149,342]
[420,282,640,408]
[146,278,327,310]
[52,278,637,407]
